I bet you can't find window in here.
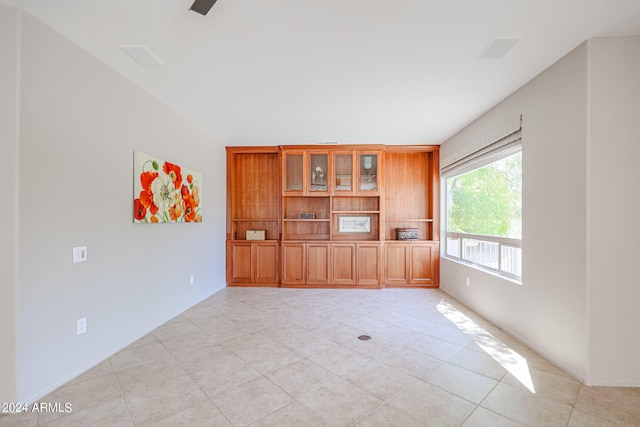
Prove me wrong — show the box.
[443,132,522,281]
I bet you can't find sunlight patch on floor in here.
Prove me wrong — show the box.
[437,300,535,393]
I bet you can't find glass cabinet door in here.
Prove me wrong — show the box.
[284,153,303,192]
[359,153,378,192]
[334,153,353,193]
[309,153,328,192]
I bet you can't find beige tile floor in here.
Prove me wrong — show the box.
[2,287,640,426]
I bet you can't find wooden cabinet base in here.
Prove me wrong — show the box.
[384,241,439,287]
[280,242,386,288]
[226,240,440,289]
[226,241,279,286]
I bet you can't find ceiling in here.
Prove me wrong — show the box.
[7,0,640,146]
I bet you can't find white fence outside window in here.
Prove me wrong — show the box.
[446,233,521,280]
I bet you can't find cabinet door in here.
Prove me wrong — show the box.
[409,243,435,285]
[332,243,356,285]
[229,242,253,283]
[385,243,409,286]
[307,243,331,285]
[308,152,329,195]
[357,243,380,287]
[283,150,330,196]
[332,151,355,196]
[357,151,381,196]
[283,151,305,195]
[255,242,279,283]
[282,243,306,285]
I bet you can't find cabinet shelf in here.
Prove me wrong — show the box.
[388,239,435,241]
[230,239,279,242]
[234,218,279,222]
[333,210,380,214]
[283,218,331,222]
[386,218,433,222]
[285,234,330,240]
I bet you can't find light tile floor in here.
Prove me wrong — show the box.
[2,287,640,426]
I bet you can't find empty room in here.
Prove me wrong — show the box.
[2,1,640,425]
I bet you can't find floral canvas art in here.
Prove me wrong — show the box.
[133,151,202,223]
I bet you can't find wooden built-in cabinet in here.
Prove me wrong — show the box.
[281,242,306,285]
[332,243,356,286]
[281,242,332,287]
[227,145,439,288]
[281,242,382,288]
[383,147,440,287]
[282,148,381,197]
[227,241,279,285]
[385,242,439,286]
[357,243,382,286]
[308,243,331,285]
[226,147,280,286]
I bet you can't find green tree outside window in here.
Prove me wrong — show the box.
[447,152,521,239]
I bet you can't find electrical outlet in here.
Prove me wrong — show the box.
[466,277,471,287]
[189,275,195,285]
[77,317,87,335]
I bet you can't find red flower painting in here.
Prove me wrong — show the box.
[133,152,202,223]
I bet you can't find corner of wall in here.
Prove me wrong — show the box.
[585,35,640,386]
[0,4,20,403]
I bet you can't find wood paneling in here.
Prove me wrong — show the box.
[227,147,280,241]
[384,148,439,241]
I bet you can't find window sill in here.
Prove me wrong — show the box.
[442,256,522,285]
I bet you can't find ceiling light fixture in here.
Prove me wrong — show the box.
[480,37,520,59]
[189,0,219,16]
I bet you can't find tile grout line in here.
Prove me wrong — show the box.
[154,330,239,427]
[107,357,136,427]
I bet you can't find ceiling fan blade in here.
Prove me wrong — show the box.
[189,0,218,16]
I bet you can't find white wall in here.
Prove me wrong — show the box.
[0,5,19,403]
[441,37,640,386]
[440,43,590,381]
[587,37,640,386]
[12,11,228,402]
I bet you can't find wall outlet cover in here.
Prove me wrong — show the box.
[77,317,87,335]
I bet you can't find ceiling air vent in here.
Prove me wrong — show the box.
[119,45,164,66]
[480,37,520,59]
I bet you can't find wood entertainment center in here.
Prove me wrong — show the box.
[226,145,440,288]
